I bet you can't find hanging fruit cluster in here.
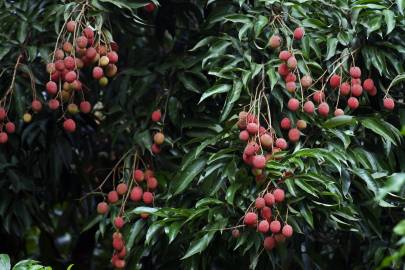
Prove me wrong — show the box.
[150,109,165,154]
[44,3,119,133]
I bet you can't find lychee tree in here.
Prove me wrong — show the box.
[0,0,404,269]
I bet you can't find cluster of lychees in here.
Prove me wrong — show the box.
[0,107,16,144]
[44,14,119,133]
[150,109,165,154]
[96,164,158,269]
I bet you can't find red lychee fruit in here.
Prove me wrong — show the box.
[313,91,325,103]
[363,78,374,92]
[97,202,109,214]
[287,98,300,111]
[92,66,104,79]
[107,51,119,64]
[86,47,97,59]
[244,212,258,226]
[260,133,273,148]
[108,190,119,203]
[118,246,127,258]
[153,132,165,145]
[116,183,128,195]
[133,169,145,182]
[339,82,351,96]
[151,143,161,154]
[32,100,42,112]
[278,63,289,77]
[0,108,6,120]
[293,27,304,40]
[114,259,126,269]
[274,234,286,243]
[239,130,249,141]
[264,193,275,206]
[114,216,125,229]
[147,176,158,190]
[275,138,288,150]
[350,66,361,78]
[151,110,161,122]
[66,21,76,33]
[255,197,266,209]
[231,229,240,238]
[280,117,291,130]
[263,236,276,250]
[252,155,266,169]
[329,74,341,88]
[351,78,361,85]
[112,238,124,251]
[55,60,65,71]
[279,50,291,61]
[383,97,395,110]
[79,101,91,114]
[261,206,272,220]
[334,108,344,116]
[144,2,156,12]
[347,97,359,110]
[46,81,57,95]
[130,186,143,202]
[296,120,307,130]
[318,102,330,117]
[285,73,296,83]
[287,56,297,69]
[369,86,377,96]
[63,56,75,69]
[65,70,76,83]
[247,122,259,134]
[269,35,282,48]
[300,75,313,88]
[143,191,154,204]
[273,188,285,202]
[351,84,363,97]
[286,81,296,93]
[83,27,94,39]
[48,99,60,110]
[303,101,315,114]
[144,169,154,179]
[63,119,76,133]
[288,128,300,142]
[270,220,281,233]
[5,122,15,134]
[282,224,293,237]
[76,36,88,48]
[258,220,270,233]
[0,132,8,144]
[54,49,64,60]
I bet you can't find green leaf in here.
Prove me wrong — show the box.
[396,0,405,14]
[361,117,401,145]
[393,220,405,235]
[323,116,357,128]
[383,10,396,34]
[0,254,10,270]
[199,84,231,103]
[181,231,215,259]
[220,80,242,122]
[377,173,405,200]
[172,158,207,195]
[325,38,338,60]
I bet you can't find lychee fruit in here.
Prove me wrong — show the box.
[247,122,259,134]
[296,120,307,130]
[130,186,143,202]
[143,191,154,204]
[153,132,165,145]
[46,81,57,95]
[79,101,91,114]
[282,224,293,237]
[275,138,288,150]
[92,66,104,79]
[270,220,281,233]
[133,169,144,182]
[48,99,60,110]
[280,117,291,130]
[151,110,161,122]
[32,100,42,112]
[5,122,15,134]
[66,21,76,32]
[0,132,8,144]
[151,143,161,154]
[285,73,296,83]
[287,98,300,111]
[293,27,304,40]
[83,27,94,39]
[263,236,276,250]
[351,84,363,97]
[63,42,73,53]
[329,74,341,88]
[255,197,266,209]
[97,202,109,214]
[116,183,128,195]
[318,102,329,117]
[65,71,76,83]
[303,101,315,114]
[252,155,266,169]
[261,207,272,220]
[108,190,119,203]
[260,133,273,148]
[363,79,374,92]
[350,66,361,78]
[300,75,313,88]
[114,216,125,229]
[86,47,97,59]
[23,113,32,123]
[334,108,344,116]
[286,81,296,93]
[347,97,359,110]
[339,82,351,96]
[278,63,289,77]
[244,212,257,226]
[273,188,285,202]
[105,64,118,77]
[279,50,291,61]
[63,119,76,133]
[54,49,64,60]
[269,35,282,48]
[231,229,240,238]
[287,56,297,69]
[313,91,325,103]
[264,193,275,206]
[239,130,249,141]
[258,220,270,233]
[147,176,158,190]
[112,238,124,251]
[76,36,88,48]
[107,51,119,64]
[383,97,395,110]
[288,128,300,142]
